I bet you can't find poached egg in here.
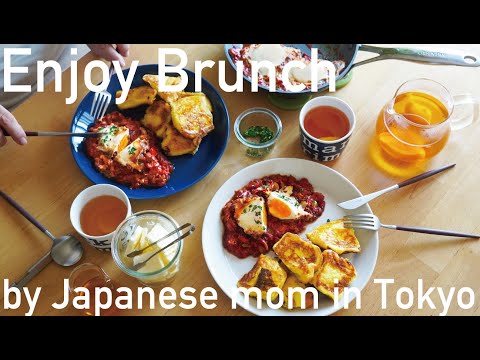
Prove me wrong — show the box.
[249,44,287,76]
[290,61,330,84]
[116,137,149,171]
[268,186,310,220]
[98,125,130,156]
[234,196,268,236]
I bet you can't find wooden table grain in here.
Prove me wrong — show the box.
[1,44,479,316]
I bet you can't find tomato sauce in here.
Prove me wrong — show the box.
[85,112,173,189]
[221,174,325,258]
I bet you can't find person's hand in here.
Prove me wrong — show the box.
[87,44,130,66]
[0,105,27,148]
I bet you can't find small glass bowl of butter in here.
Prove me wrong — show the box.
[111,210,183,287]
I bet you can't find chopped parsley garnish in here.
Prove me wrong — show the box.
[277,194,299,207]
[109,126,119,135]
[128,146,136,155]
[242,126,274,144]
[327,219,331,223]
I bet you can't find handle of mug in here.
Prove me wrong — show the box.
[451,94,480,131]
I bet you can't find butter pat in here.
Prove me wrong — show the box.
[134,250,165,273]
[133,223,179,274]
[146,223,169,243]
[125,226,147,254]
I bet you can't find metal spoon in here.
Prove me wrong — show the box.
[0,189,83,267]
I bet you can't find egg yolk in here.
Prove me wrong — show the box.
[269,198,292,219]
[118,135,129,153]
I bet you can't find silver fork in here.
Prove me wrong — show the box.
[89,64,115,120]
[343,214,479,239]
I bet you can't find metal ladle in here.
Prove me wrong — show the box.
[0,190,84,267]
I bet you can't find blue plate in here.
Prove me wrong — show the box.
[70,64,229,200]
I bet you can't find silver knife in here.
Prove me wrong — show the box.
[11,251,52,289]
[337,163,456,210]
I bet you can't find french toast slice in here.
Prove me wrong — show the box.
[161,122,202,156]
[273,232,322,284]
[116,85,157,110]
[312,249,357,300]
[170,93,214,139]
[281,274,317,309]
[237,255,287,301]
[141,100,172,138]
[307,219,360,254]
[143,74,183,104]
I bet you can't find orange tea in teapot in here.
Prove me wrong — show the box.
[370,79,458,177]
[393,91,449,125]
[375,91,450,159]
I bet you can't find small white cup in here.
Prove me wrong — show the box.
[70,184,132,251]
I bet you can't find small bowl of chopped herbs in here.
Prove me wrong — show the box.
[234,108,282,158]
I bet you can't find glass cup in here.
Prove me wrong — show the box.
[370,78,479,177]
[68,263,119,316]
[111,210,183,287]
[234,108,282,158]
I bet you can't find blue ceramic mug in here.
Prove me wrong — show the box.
[299,96,356,162]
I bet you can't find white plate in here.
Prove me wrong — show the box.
[202,158,378,316]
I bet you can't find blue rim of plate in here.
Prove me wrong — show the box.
[224,44,357,94]
[70,64,230,200]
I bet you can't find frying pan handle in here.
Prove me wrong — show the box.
[354,44,480,68]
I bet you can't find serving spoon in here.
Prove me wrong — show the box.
[0,189,84,267]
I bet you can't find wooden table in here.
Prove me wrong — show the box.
[1,44,479,316]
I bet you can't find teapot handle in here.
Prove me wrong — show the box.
[451,94,480,131]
